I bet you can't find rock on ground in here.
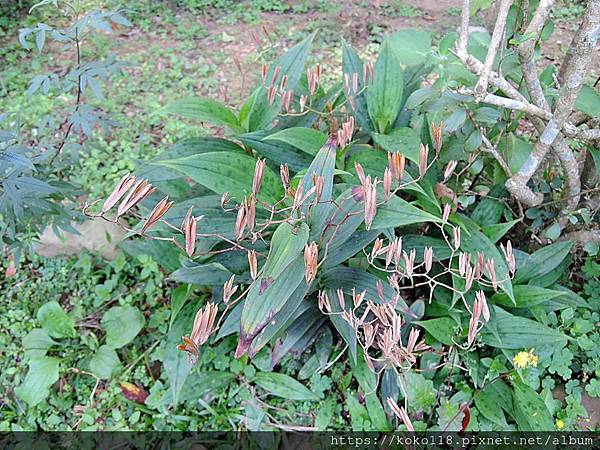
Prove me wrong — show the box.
[35,219,125,260]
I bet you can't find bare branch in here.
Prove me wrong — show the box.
[506,0,600,206]
[474,0,513,99]
[481,132,512,176]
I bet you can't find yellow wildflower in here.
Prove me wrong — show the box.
[512,349,539,368]
[513,351,530,368]
[529,352,538,367]
[556,419,565,430]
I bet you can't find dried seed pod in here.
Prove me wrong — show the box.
[181,207,199,257]
[223,275,238,303]
[442,203,452,222]
[234,204,247,240]
[453,226,461,250]
[303,242,319,284]
[423,246,433,273]
[418,143,429,177]
[102,174,136,213]
[142,196,173,233]
[252,159,265,196]
[279,164,290,192]
[177,302,218,363]
[443,160,458,182]
[248,250,258,280]
[431,121,444,153]
[117,179,156,217]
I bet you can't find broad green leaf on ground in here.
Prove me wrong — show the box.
[513,241,573,285]
[254,372,319,401]
[415,318,457,345]
[499,134,533,175]
[238,222,309,354]
[367,39,403,134]
[315,396,337,430]
[264,127,327,155]
[163,302,196,405]
[161,97,243,132]
[512,380,554,431]
[37,301,76,339]
[169,283,191,328]
[372,127,421,163]
[247,34,314,131]
[103,306,145,349]
[401,371,436,411]
[23,328,57,359]
[178,371,236,405]
[89,345,122,379]
[370,195,441,230]
[481,306,568,349]
[474,382,509,427]
[14,356,60,407]
[152,151,283,203]
[387,29,432,66]
[270,306,326,368]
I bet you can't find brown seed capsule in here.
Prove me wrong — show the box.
[280,164,290,192]
[181,207,199,257]
[223,275,238,303]
[303,242,318,284]
[142,196,174,233]
[252,159,265,196]
[418,143,429,177]
[443,160,458,182]
[431,122,444,153]
[177,302,218,363]
[102,174,136,213]
[117,179,156,217]
[247,250,258,280]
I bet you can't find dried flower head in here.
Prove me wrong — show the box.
[419,143,429,177]
[248,250,258,280]
[177,302,218,363]
[102,174,136,213]
[252,159,266,196]
[443,160,458,182]
[304,242,319,284]
[431,121,444,153]
[181,206,200,257]
[223,275,238,304]
[117,179,156,217]
[141,196,174,233]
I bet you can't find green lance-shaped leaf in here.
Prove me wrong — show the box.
[342,40,372,132]
[300,136,337,239]
[513,240,573,285]
[248,284,310,358]
[237,222,309,357]
[161,97,243,133]
[247,34,314,131]
[264,127,327,156]
[371,127,421,164]
[254,372,319,401]
[481,306,569,349]
[237,130,313,171]
[152,151,283,204]
[367,39,404,134]
[370,195,441,230]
